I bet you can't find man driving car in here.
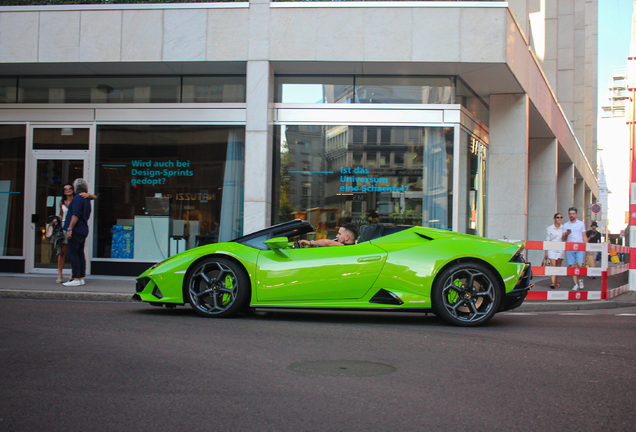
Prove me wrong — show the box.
[298,223,358,247]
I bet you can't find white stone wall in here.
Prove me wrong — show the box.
[0,7,250,63]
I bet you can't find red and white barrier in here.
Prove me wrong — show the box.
[607,284,630,299]
[525,241,631,301]
[608,263,629,276]
[526,290,602,301]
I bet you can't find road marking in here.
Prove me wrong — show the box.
[615,313,636,316]
[501,312,538,316]
[559,313,594,316]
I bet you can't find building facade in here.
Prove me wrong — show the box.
[0,0,598,275]
[599,67,629,239]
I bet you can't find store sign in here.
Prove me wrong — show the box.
[339,166,410,193]
[470,137,487,160]
[130,159,194,186]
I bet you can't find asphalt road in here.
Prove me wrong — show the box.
[1,299,635,432]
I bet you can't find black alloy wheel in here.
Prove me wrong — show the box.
[185,257,249,318]
[432,262,502,327]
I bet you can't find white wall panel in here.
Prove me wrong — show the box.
[0,109,94,122]
[276,108,444,124]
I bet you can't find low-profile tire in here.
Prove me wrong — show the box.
[432,262,502,327]
[185,257,249,318]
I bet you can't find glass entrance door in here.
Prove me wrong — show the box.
[33,159,85,270]
[26,125,91,274]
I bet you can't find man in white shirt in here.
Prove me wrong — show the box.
[561,207,588,290]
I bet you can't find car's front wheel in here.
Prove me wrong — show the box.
[432,262,502,327]
[185,257,249,318]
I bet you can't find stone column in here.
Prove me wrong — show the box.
[243,0,274,235]
[528,138,558,264]
[574,175,586,221]
[584,187,593,228]
[486,94,529,241]
[244,61,274,235]
[557,162,574,214]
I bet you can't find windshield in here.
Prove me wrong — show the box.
[232,220,315,250]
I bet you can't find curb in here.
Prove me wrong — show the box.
[0,289,134,303]
[513,300,636,312]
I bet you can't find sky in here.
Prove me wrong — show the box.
[598,0,634,108]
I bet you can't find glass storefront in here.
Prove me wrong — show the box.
[95,125,244,260]
[0,125,26,256]
[275,75,455,105]
[273,125,454,238]
[1,76,246,104]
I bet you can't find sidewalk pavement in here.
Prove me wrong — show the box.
[0,273,635,312]
[0,273,135,303]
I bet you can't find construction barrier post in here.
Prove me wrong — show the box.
[601,243,609,300]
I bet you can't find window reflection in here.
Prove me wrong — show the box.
[275,75,456,105]
[275,76,353,103]
[182,76,246,103]
[0,125,26,256]
[95,125,244,259]
[19,77,181,103]
[15,76,246,104]
[355,76,454,104]
[0,78,17,103]
[274,125,454,237]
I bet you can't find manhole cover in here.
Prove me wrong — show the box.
[288,360,396,377]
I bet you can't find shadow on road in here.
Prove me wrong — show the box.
[129,304,524,328]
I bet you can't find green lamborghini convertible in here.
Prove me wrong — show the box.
[134,220,531,326]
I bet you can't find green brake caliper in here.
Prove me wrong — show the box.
[447,278,462,305]
[221,274,235,306]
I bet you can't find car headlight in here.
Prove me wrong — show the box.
[151,256,178,270]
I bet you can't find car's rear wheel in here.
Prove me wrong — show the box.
[432,262,502,327]
[185,257,249,318]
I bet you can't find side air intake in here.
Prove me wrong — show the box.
[369,289,404,305]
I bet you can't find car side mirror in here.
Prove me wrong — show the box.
[264,237,290,250]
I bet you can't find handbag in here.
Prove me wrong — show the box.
[45,223,54,238]
[541,257,551,266]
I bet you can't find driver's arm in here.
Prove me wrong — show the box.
[299,239,343,247]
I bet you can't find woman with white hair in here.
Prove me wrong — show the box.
[62,178,92,287]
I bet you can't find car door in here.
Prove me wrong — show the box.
[255,243,387,302]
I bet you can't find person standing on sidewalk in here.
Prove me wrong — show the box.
[562,207,588,291]
[53,183,96,283]
[586,221,602,279]
[62,178,92,287]
[544,213,565,289]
